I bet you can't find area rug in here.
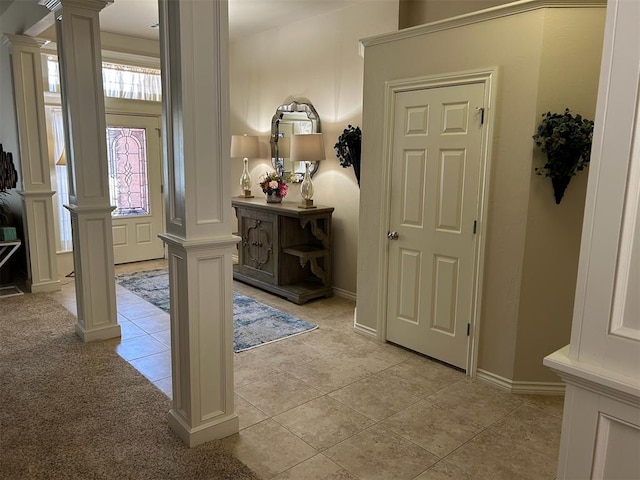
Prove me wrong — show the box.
[0,292,259,479]
[116,269,318,352]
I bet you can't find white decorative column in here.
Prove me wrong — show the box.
[46,0,120,342]
[6,34,60,293]
[158,0,238,446]
[544,0,640,478]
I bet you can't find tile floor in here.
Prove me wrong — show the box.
[52,261,564,480]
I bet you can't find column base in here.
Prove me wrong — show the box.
[75,322,121,342]
[168,409,239,447]
[28,279,61,293]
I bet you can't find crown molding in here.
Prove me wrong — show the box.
[360,0,606,49]
[40,0,113,15]
[2,33,50,49]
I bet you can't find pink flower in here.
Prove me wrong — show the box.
[269,180,279,189]
[278,183,288,198]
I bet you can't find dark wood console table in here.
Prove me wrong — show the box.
[232,198,334,304]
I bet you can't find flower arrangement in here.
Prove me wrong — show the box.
[259,171,288,198]
[334,125,362,187]
[532,109,594,204]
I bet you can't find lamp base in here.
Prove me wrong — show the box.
[240,190,254,198]
[298,199,317,209]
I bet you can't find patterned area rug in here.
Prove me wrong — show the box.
[116,269,318,352]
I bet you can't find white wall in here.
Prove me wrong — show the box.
[229,0,399,296]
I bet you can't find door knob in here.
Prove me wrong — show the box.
[387,231,399,240]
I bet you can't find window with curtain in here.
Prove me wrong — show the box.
[46,56,161,252]
[46,106,72,252]
[46,56,162,101]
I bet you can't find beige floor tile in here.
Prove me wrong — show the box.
[129,350,172,382]
[444,428,557,480]
[248,337,327,370]
[487,403,563,456]
[426,379,524,427]
[375,358,463,398]
[273,396,374,451]
[324,424,438,480]
[273,454,357,480]
[117,300,166,321]
[313,312,356,333]
[151,328,171,347]
[222,419,316,479]
[298,328,373,356]
[381,400,484,457]
[129,312,170,334]
[115,292,148,307]
[153,376,172,399]
[236,371,322,417]
[520,393,565,418]
[287,354,372,394]
[235,394,269,430]
[118,320,147,340]
[328,374,421,421]
[233,351,284,388]
[414,461,474,480]
[113,334,169,361]
[339,342,416,374]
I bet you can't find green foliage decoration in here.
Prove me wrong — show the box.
[334,125,361,187]
[532,109,594,204]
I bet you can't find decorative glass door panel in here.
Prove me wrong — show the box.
[107,127,150,217]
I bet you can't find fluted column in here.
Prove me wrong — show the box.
[6,34,60,293]
[45,0,120,342]
[158,0,238,446]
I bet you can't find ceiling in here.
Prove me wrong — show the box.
[96,0,364,43]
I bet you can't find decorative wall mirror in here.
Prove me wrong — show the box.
[271,101,321,182]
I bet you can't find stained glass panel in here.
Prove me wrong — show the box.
[107,127,150,217]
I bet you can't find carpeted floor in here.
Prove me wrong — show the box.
[0,293,259,480]
[117,269,318,352]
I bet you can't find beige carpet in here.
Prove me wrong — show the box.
[0,293,259,480]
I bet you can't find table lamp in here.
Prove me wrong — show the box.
[290,133,325,209]
[231,134,259,198]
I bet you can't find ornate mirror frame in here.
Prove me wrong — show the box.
[271,101,321,182]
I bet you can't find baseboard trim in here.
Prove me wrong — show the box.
[354,321,377,339]
[477,369,566,395]
[332,286,356,301]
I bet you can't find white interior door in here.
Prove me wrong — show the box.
[106,114,165,264]
[386,82,486,370]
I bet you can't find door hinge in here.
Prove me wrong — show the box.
[155,127,162,137]
[473,220,477,234]
[476,107,485,125]
[160,184,164,194]
[467,323,471,336]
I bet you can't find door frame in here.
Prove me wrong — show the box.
[376,68,499,376]
[104,100,166,262]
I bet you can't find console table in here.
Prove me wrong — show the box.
[232,198,334,304]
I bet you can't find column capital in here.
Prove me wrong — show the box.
[43,0,113,15]
[2,34,49,50]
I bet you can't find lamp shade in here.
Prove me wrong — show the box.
[290,133,325,162]
[56,149,67,166]
[230,134,259,159]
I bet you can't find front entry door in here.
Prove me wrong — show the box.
[386,82,486,370]
[106,114,165,264]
